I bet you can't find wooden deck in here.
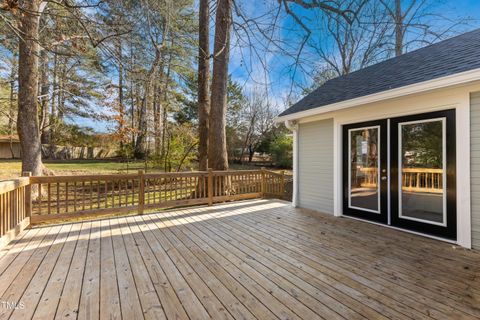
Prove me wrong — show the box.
[0,199,479,319]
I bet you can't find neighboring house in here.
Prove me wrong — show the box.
[277,28,480,249]
[0,135,116,159]
[0,135,20,158]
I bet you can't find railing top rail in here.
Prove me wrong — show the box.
[211,169,263,175]
[359,166,443,174]
[29,169,273,183]
[30,173,140,183]
[144,171,209,178]
[263,170,285,176]
[0,177,30,194]
[402,168,443,173]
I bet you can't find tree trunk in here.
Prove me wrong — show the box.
[130,43,136,147]
[160,53,172,160]
[117,38,126,149]
[8,56,17,159]
[57,57,65,120]
[135,47,162,159]
[17,0,44,176]
[198,0,210,171]
[49,50,57,145]
[394,0,403,56]
[153,82,161,155]
[39,49,50,144]
[208,0,232,171]
[248,144,254,163]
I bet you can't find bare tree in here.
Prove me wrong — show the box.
[308,1,390,78]
[134,3,169,159]
[238,89,276,164]
[208,0,233,171]
[379,0,469,56]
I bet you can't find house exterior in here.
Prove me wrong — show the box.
[0,135,20,158]
[277,29,480,249]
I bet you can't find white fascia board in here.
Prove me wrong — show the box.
[275,68,480,123]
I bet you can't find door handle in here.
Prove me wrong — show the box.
[381,176,387,181]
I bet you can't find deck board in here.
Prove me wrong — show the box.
[0,199,479,319]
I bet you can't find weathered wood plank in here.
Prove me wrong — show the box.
[54,222,92,320]
[0,224,65,319]
[117,216,166,320]
[126,215,190,319]
[99,219,121,320]
[12,223,81,320]
[109,217,144,320]
[78,220,101,320]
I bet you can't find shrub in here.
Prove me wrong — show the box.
[270,134,293,168]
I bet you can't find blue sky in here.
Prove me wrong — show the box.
[73,0,480,132]
[229,0,480,111]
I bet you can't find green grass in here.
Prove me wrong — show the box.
[0,159,291,180]
[0,159,149,179]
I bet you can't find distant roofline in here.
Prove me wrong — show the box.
[276,67,480,123]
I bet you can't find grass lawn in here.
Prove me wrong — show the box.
[0,159,290,180]
[0,159,148,180]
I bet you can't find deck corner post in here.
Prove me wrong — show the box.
[22,171,32,218]
[261,167,266,198]
[207,168,213,206]
[138,170,145,214]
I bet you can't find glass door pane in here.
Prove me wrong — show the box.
[349,126,380,213]
[398,118,446,226]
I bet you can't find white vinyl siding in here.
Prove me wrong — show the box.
[298,119,334,214]
[470,92,480,249]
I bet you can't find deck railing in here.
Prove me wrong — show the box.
[0,169,286,228]
[0,173,31,249]
[359,167,443,193]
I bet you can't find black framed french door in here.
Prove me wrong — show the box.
[342,109,457,240]
[390,110,456,240]
[342,119,388,224]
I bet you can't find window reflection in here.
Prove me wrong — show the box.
[349,127,379,212]
[400,119,445,224]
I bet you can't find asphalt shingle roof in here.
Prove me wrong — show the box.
[279,28,480,117]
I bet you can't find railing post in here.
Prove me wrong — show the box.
[208,168,213,206]
[261,167,266,198]
[22,172,32,218]
[138,170,145,214]
[280,170,285,198]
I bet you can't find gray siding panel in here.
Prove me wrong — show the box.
[298,119,334,214]
[471,92,480,249]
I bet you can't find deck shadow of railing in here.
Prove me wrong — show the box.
[0,169,288,250]
[0,199,289,255]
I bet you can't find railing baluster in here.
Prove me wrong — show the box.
[118,179,122,207]
[74,181,77,212]
[47,183,51,215]
[104,180,108,209]
[82,181,86,211]
[65,182,69,213]
[56,183,60,214]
